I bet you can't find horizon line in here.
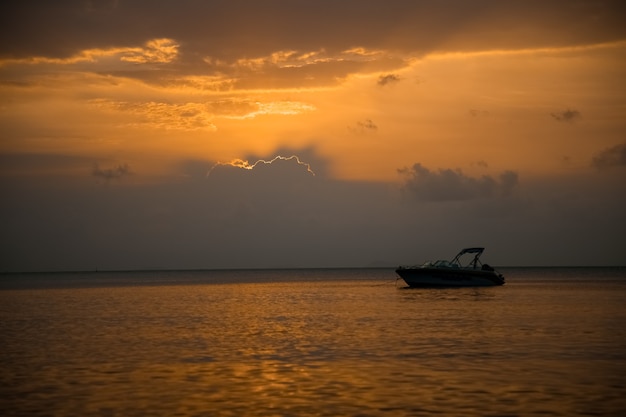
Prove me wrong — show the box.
[2,265,625,275]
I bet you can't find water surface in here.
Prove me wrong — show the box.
[1,268,625,416]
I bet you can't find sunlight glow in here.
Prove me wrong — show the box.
[424,40,626,61]
[233,101,316,119]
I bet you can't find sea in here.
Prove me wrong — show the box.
[1,267,625,417]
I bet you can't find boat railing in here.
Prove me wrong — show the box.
[398,249,499,271]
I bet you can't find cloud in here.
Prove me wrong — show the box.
[229,48,355,70]
[89,100,218,131]
[206,48,407,90]
[0,38,179,67]
[348,118,378,134]
[468,109,490,118]
[209,155,316,177]
[89,98,315,128]
[398,163,519,201]
[592,142,626,169]
[4,1,624,63]
[2,152,625,271]
[551,108,581,122]
[92,163,132,181]
[377,73,401,86]
[4,2,623,92]
[119,38,179,64]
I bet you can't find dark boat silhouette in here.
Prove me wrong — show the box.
[396,247,505,287]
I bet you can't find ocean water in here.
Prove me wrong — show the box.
[1,267,625,417]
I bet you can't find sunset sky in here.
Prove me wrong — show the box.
[1,0,625,271]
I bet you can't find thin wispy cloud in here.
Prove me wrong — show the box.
[377,74,401,86]
[551,109,582,123]
[92,163,132,181]
[468,109,490,118]
[0,38,179,67]
[349,119,378,134]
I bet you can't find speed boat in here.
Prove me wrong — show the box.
[396,247,505,287]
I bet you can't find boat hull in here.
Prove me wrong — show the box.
[395,267,505,287]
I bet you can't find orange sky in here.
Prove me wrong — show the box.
[1,1,625,270]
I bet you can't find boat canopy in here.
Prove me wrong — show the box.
[457,247,484,255]
[452,247,486,269]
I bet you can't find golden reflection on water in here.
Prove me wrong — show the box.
[1,271,626,416]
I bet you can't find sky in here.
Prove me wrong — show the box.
[1,0,625,271]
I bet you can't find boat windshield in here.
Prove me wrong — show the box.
[424,260,458,268]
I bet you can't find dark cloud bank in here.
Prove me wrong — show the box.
[2,1,625,61]
[1,152,624,271]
